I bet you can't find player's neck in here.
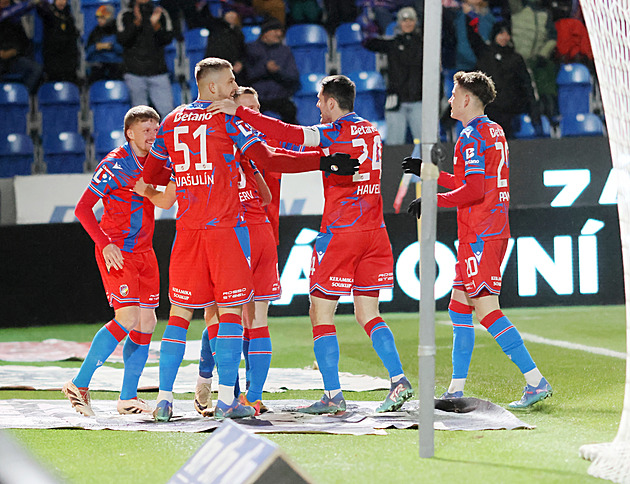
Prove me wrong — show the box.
[129,141,148,158]
[461,109,485,126]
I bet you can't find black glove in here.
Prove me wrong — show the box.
[320,152,359,176]
[408,197,421,219]
[402,156,422,176]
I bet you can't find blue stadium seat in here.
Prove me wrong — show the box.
[0,133,33,177]
[348,71,386,121]
[0,83,29,136]
[294,72,326,125]
[285,24,329,74]
[185,28,210,81]
[442,68,457,99]
[89,80,130,138]
[80,0,120,42]
[37,82,81,143]
[43,132,86,174]
[557,63,592,116]
[385,21,397,36]
[164,39,179,78]
[560,113,604,137]
[95,129,125,161]
[335,23,377,73]
[512,114,552,139]
[243,25,261,43]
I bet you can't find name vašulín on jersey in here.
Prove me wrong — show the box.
[176,173,214,187]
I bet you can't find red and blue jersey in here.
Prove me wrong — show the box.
[453,115,510,243]
[314,112,385,234]
[89,143,155,253]
[149,100,264,231]
[238,156,269,225]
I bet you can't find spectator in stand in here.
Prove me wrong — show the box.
[204,9,247,85]
[364,6,423,145]
[554,3,594,73]
[0,0,43,93]
[322,0,358,34]
[451,0,497,71]
[510,0,558,121]
[36,0,80,84]
[252,0,286,26]
[470,20,542,138]
[86,5,124,84]
[117,0,174,118]
[287,0,322,25]
[246,18,300,123]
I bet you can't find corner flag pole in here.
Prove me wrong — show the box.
[418,0,442,458]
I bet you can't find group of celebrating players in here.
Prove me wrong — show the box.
[62,57,552,422]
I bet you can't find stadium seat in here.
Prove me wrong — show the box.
[285,24,329,74]
[80,0,120,42]
[94,129,125,162]
[557,63,592,116]
[37,82,81,143]
[0,133,34,177]
[164,39,179,78]
[560,112,604,137]
[294,72,327,125]
[43,132,86,174]
[89,80,130,138]
[335,23,377,73]
[242,25,261,44]
[348,71,386,121]
[172,81,183,106]
[0,83,30,136]
[185,28,210,81]
[512,114,552,139]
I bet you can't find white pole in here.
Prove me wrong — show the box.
[418,0,442,458]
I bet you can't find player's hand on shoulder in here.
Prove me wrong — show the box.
[320,152,360,176]
[407,197,421,219]
[206,99,238,116]
[402,156,422,176]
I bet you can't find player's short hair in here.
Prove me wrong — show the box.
[123,105,160,141]
[453,71,496,107]
[233,86,258,100]
[195,57,233,85]
[320,75,355,112]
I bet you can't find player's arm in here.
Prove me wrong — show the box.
[134,178,176,209]
[142,128,172,186]
[437,173,484,207]
[254,171,272,206]
[209,100,321,147]
[244,141,358,175]
[74,188,124,270]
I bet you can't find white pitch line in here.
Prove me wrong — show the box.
[437,320,626,360]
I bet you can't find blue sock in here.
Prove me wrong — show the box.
[74,319,128,388]
[481,310,536,374]
[158,316,189,392]
[199,327,215,379]
[363,317,403,378]
[215,314,243,393]
[312,324,341,391]
[246,327,272,402]
[243,328,251,389]
[120,330,151,400]
[449,301,475,379]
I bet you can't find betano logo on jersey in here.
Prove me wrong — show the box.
[350,124,377,136]
[173,111,214,123]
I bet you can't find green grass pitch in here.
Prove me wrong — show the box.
[0,305,626,483]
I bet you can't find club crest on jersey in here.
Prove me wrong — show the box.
[92,164,116,184]
[119,284,129,297]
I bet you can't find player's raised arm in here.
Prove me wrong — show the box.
[210,100,320,147]
[134,179,177,210]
